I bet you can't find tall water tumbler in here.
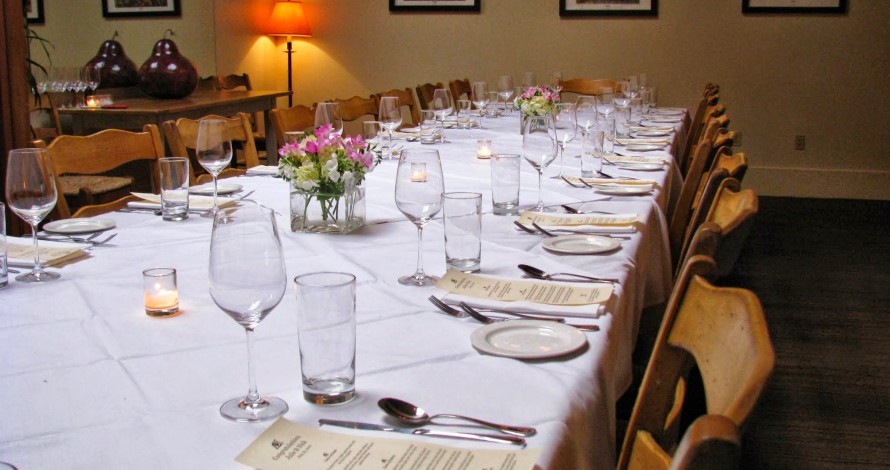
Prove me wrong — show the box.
[295,272,357,405]
[490,154,521,216]
[443,192,482,273]
[159,157,190,221]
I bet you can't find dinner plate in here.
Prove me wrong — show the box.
[594,185,653,196]
[189,182,243,195]
[43,218,115,235]
[470,320,588,359]
[633,129,671,137]
[542,234,621,255]
[616,162,664,171]
[648,109,685,116]
[625,144,665,152]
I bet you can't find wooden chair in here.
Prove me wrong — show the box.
[37,124,165,220]
[373,88,421,126]
[162,113,259,184]
[627,414,741,470]
[333,95,379,136]
[681,102,725,176]
[71,195,142,218]
[558,78,617,102]
[415,82,444,110]
[269,104,315,148]
[448,78,472,103]
[215,73,251,91]
[617,258,774,470]
[196,168,247,185]
[196,75,219,92]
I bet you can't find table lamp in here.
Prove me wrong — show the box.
[267,0,312,107]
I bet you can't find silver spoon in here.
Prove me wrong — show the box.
[518,264,619,284]
[377,397,537,437]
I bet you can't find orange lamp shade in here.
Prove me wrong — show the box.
[267,1,312,38]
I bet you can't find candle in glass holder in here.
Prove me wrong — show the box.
[476,139,492,159]
[410,162,427,182]
[85,95,100,108]
[143,268,180,317]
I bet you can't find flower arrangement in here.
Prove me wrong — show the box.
[514,85,561,117]
[278,124,382,233]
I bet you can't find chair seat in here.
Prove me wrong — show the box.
[59,174,134,197]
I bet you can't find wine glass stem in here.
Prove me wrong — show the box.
[413,225,426,278]
[537,170,544,209]
[243,326,262,405]
[558,144,565,176]
[212,175,219,213]
[29,223,44,274]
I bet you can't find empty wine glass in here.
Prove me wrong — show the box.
[550,71,563,93]
[195,118,233,218]
[576,95,598,137]
[82,65,100,99]
[471,81,489,129]
[431,88,453,140]
[378,96,402,156]
[395,149,444,286]
[5,148,59,282]
[498,75,514,115]
[597,88,616,119]
[210,203,288,422]
[521,115,557,212]
[552,103,577,179]
[522,71,536,89]
[315,102,343,137]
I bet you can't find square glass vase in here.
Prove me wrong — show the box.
[289,182,365,234]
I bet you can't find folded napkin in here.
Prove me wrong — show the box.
[440,293,607,318]
[630,125,674,132]
[604,155,668,164]
[648,107,686,115]
[615,138,670,146]
[564,175,656,187]
[129,192,237,211]
[245,165,280,176]
[390,131,420,140]
[6,236,90,267]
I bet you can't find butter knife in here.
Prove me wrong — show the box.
[318,419,526,447]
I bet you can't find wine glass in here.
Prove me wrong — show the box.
[498,75,514,115]
[195,118,233,218]
[210,203,288,422]
[597,88,616,119]
[575,95,598,137]
[5,148,60,282]
[82,65,100,98]
[551,103,577,179]
[521,115,557,212]
[378,96,402,154]
[395,149,444,286]
[431,88,453,139]
[522,71,536,89]
[550,71,563,93]
[471,81,489,129]
[315,102,343,137]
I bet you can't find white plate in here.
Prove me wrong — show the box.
[189,182,243,196]
[470,320,588,359]
[616,163,664,171]
[43,218,115,235]
[625,144,665,152]
[594,185,653,196]
[542,234,621,255]
[633,130,671,137]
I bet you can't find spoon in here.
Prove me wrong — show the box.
[518,264,619,284]
[377,397,537,437]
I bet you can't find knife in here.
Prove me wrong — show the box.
[318,419,527,447]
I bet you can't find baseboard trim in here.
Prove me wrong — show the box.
[743,167,890,200]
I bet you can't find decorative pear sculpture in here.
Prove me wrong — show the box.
[85,31,139,88]
[138,29,198,99]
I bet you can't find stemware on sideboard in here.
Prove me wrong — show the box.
[394,149,444,287]
[521,115,558,213]
[5,148,60,282]
[195,118,234,218]
[209,203,288,422]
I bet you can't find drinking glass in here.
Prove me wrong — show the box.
[4,148,59,282]
[395,149,444,286]
[455,99,472,129]
[315,102,343,137]
[498,75,514,115]
[521,115,557,212]
[431,88,453,140]
[576,95,598,137]
[378,96,402,152]
[552,102,577,179]
[195,118,233,218]
[210,203,288,422]
[471,81,489,129]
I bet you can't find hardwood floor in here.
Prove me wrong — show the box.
[720,197,890,468]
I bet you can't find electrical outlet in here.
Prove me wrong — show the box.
[794,135,806,151]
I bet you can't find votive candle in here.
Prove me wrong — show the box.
[143,268,180,317]
[476,139,492,159]
[410,162,427,182]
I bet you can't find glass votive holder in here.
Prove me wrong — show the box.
[143,268,180,317]
[85,94,112,108]
[410,162,427,182]
[476,138,492,159]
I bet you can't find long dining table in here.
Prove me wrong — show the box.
[0,108,686,469]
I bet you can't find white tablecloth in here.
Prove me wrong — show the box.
[0,112,683,469]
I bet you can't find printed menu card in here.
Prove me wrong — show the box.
[437,270,612,306]
[236,418,541,470]
[518,211,640,227]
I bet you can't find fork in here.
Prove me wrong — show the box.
[37,232,117,246]
[459,302,600,332]
[560,176,587,188]
[428,295,563,323]
[560,204,614,215]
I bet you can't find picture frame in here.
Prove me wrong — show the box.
[559,0,658,17]
[102,0,182,18]
[742,0,847,14]
[25,0,45,24]
[389,0,481,13]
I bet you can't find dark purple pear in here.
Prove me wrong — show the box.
[137,30,198,99]
[85,32,138,88]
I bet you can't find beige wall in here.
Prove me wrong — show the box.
[31,0,890,200]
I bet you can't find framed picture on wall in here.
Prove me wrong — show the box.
[102,0,182,18]
[389,0,481,13]
[742,0,847,14]
[559,0,658,17]
[25,0,45,24]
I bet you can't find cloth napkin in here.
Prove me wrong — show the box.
[604,155,667,165]
[438,291,607,318]
[615,138,670,146]
[128,192,236,211]
[563,175,656,187]
[6,236,90,267]
[245,165,280,176]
